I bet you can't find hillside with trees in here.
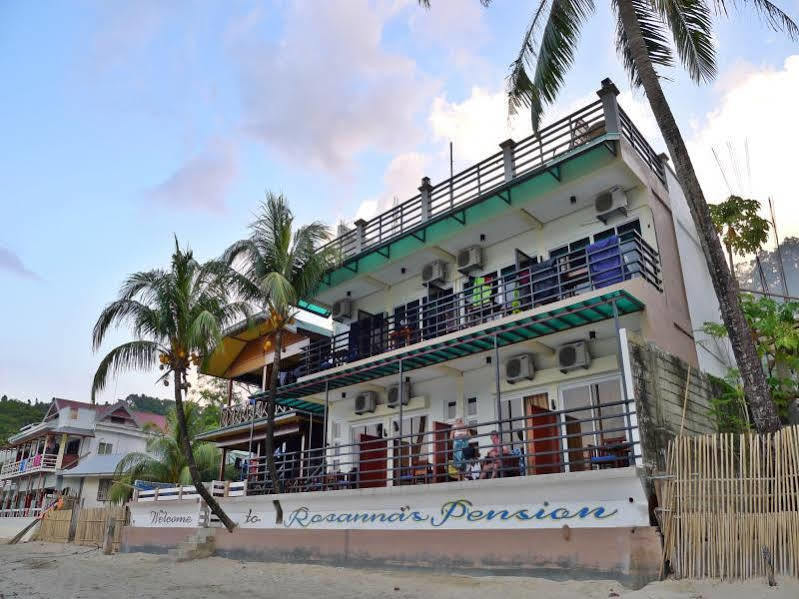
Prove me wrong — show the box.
[0,396,49,445]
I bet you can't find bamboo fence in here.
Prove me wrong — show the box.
[36,508,72,543]
[660,425,799,580]
[74,506,127,552]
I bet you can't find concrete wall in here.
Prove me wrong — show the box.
[628,335,718,470]
[661,167,733,377]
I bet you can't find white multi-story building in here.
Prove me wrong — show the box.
[0,398,165,517]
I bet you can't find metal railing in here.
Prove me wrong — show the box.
[322,97,664,266]
[134,480,248,502]
[302,231,659,376]
[221,402,293,428]
[237,397,639,495]
[0,453,58,479]
[0,507,43,518]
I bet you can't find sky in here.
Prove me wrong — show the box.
[1,0,798,405]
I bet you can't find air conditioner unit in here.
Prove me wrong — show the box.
[456,245,484,273]
[421,260,447,285]
[354,391,377,415]
[505,354,535,384]
[387,381,411,408]
[594,187,628,223]
[331,298,352,321]
[557,341,591,373]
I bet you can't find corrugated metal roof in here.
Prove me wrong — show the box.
[60,454,127,477]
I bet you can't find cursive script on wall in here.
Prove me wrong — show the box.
[284,499,618,529]
[150,509,193,526]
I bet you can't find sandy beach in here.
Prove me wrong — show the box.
[0,542,796,599]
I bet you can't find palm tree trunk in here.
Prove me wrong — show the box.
[616,0,781,433]
[264,328,284,494]
[173,370,236,532]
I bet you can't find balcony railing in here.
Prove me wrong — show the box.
[320,96,665,266]
[301,231,660,377]
[220,402,293,428]
[0,453,58,480]
[237,396,639,495]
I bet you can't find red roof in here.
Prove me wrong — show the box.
[52,398,95,410]
[132,411,168,432]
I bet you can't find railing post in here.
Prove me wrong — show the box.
[354,218,367,253]
[418,177,433,222]
[499,139,517,182]
[596,78,621,137]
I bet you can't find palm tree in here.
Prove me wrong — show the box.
[108,402,222,504]
[421,0,797,433]
[91,238,249,531]
[223,193,332,495]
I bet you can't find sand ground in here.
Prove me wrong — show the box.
[0,542,796,599]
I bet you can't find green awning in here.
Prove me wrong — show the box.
[251,289,644,409]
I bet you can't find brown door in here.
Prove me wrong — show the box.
[433,421,452,482]
[525,394,563,474]
[357,434,387,488]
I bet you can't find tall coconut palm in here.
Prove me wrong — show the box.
[422,0,797,433]
[91,238,249,531]
[223,193,332,495]
[108,402,221,504]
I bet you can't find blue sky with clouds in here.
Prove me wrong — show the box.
[2,0,798,404]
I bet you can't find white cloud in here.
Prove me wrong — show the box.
[354,152,429,221]
[145,141,238,212]
[0,247,39,280]
[687,56,799,237]
[230,0,436,174]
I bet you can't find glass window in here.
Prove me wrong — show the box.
[466,397,477,417]
[69,407,78,420]
[446,401,457,420]
[499,398,525,449]
[96,479,112,502]
[98,442,113,455]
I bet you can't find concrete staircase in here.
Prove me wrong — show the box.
[169,528,215,562]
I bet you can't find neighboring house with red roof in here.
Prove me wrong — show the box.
[0,398,165,518]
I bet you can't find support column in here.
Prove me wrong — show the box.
[322,381,330,473]
[418,177,433,222]
[612,300,640,466]
[494,336,503,440]
[55,433,67,469]
[217,447,227,481]
[499,139,517,182]
[354,218,368,253]
[597,78,620,137]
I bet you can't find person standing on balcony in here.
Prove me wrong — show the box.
[480,430,511,479]
[450,418,470,480]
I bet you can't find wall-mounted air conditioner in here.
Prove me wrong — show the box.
[354,391,377,415]
[505,354,535,384]
[332,298,352,321]
[387,381,411,408]
[422,260,447,285]
[557,341,591,373]
[595,187,628,224]
[457,245,484,273]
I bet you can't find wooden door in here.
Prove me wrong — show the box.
[525,395,563,475]
[358,434,387,488]
[433,421,452,482]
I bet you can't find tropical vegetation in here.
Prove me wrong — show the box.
[421,0,798,433]
[222,193,332,496]
[0,396,49,446]
[91,238,249,531]
[108,402,225,503]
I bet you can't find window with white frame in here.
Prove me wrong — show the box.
[445,400,457,420]
[499,397,526,449]
[97,442,113,455]
[96,478,112,502]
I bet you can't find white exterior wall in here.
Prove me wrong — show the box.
[346,185,658,323]
[664,168,733,377]
[79,476,112,508]
[57,406,95,429]
[88,425,150,456]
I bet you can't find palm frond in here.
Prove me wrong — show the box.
[92,299,161,351]
[652,0,716,83]
[613,0,675,88]
[523,0,595,131]
[507,1,552,118]
[91,340,160,403]
[715,0,798,39]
